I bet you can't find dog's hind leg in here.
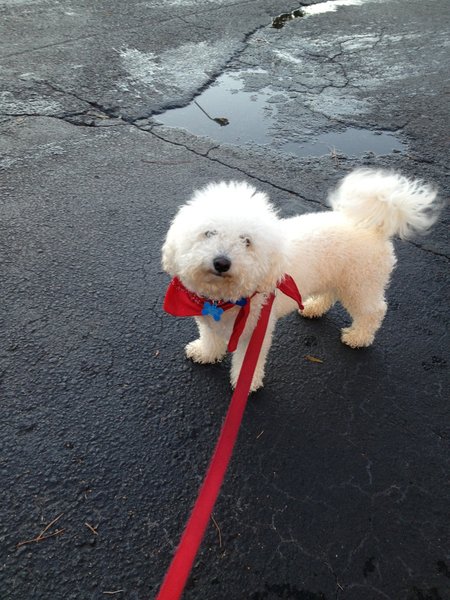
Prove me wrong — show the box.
[340,294,387,348]
[300,293,335,319]
[185,318,228,364]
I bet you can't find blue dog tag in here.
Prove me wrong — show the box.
[201,301,224,322]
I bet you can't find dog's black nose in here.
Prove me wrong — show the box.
[213,256,231,273]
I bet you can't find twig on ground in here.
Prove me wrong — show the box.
[17,513,65,548]
[304,355,324,364]
[194,101,229,126]
[85,522,98,535]
[211,514,223,549]
[329,145,340,166]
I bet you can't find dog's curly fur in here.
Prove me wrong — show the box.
[162,170,439,391]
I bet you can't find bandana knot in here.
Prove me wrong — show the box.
[163,274,303,352]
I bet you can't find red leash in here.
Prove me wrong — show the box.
[155,293,275,600]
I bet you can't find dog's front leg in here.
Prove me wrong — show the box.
[230,315,276,392]
[185,317,228,364]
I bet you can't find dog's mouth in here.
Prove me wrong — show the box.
[190,268,257,303]
[208,269,232,278]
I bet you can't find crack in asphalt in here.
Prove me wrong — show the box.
[1,4,447,261]
[42,81,122,119]
[146,124,320,205]
[1,68,322,207]
[250,433,443,599]
[102,121,450,263]
[3,107,449,264]
[0,0,286,60]
[408,240,449,260]
[2,7,448,600]
[1,35,113,60]
[174,14,212,32]
[144,21,274,119]
[0,110,97,123]
[271,32,386,122]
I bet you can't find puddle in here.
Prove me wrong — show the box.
[155,72,277,146]
[155,70,405,157]
[282,128,405,157]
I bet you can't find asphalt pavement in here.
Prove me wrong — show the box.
[1,1,449,599]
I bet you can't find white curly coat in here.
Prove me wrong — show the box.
[162,170,438,391]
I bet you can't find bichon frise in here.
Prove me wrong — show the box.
[162,169,438,391]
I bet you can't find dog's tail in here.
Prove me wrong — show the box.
[328,169,439,239]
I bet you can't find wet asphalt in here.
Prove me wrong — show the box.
[0,1,449,599]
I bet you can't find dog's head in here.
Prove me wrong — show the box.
[162,181,287,301]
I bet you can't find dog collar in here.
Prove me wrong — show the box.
[163,275,303,353]
[163,277,249,318]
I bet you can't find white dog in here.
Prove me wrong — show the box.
[162,170,438,391]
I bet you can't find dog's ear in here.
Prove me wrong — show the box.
[248,189,274,211]
[161,232,177,275]
[259,244,288,293]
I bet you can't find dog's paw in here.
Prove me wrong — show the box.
[250,378,264,393]
[300,296,332,319]
[185,339,224,364]
[341,327,374,348]
[230,369,264,393]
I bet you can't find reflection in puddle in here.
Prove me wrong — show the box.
[282,129,404,157]
[156,72,277,146]
[155,71,405,158]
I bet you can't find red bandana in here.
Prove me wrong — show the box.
[163,274,303,352]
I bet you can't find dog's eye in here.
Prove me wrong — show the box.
[204,230,217,238]
[240,235,251,247]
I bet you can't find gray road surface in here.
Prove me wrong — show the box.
[1,1,449,599]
